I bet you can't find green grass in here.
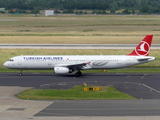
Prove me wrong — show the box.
[1,15,160,45]
[103,68,160,73]
[0,33,86,36]
[16,86,136,100]
[1,15,160,39]
[0,68,160,74]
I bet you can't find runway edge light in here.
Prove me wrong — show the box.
[83,83,87,87]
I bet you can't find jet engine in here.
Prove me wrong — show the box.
[54,67,72,74]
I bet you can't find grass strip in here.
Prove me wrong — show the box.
[0,68,160,73]
[0,34,86,36]
[1,34,160,36]
[16,86,136,100]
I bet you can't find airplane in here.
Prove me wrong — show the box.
[3,35,155,77]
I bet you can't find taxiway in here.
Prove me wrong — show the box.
[1,73,160,119]
[0,44,160,49]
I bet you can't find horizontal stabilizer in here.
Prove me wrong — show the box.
[137,58,151,61]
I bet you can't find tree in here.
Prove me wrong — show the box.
[63,9,74,14]
[140,5,150,13]
[123,9,131,14]
[1,0,160,14]
[110,8,116,14]
[32,7,39,14]
[110,2,118,11]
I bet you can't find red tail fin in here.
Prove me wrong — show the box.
[128,35,153,56]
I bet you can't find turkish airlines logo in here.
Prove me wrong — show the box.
[135,41,150,56]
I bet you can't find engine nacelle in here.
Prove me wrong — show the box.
[54,67,72,74]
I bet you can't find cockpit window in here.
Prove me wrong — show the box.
[9,59,14,62]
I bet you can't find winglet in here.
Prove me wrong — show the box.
[128,35,153,56]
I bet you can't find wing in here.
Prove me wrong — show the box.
[57,62,91,70]
[67,63,87,67]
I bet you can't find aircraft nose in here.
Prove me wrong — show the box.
[3,62,8,68]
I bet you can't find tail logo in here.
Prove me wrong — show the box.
[135,41,150,56]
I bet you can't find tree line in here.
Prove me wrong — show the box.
[0,0,160,14]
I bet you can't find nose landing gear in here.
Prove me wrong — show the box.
[19,69,23,76]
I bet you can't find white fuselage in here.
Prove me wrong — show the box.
[3,55,155,70]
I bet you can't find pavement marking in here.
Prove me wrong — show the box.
[0,75,47,79]
[141,74,147,79]
[40,84,50,87]
[127,75,130,78]
[0,76,21,79]
[37,111,77,116]
[141,84,160,94]
[58,84,67,85]
[7,108,26,111]
[42,108,160,111]
[125,82,160,94]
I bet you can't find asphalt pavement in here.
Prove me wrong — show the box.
[0,44,160,49]
[1,73,160,99]
[1,73,160,119]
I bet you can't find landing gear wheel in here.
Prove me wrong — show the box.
[75,71,82,77]
[19,73,22,76]
[19,69,23,76]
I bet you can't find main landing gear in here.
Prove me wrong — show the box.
[19,69,23,76]
[75,71,82,77]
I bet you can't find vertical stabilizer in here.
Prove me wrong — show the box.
[128,35,153,56]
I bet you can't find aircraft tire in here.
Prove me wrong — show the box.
[19,73,22,76]
[75,71,82,77]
